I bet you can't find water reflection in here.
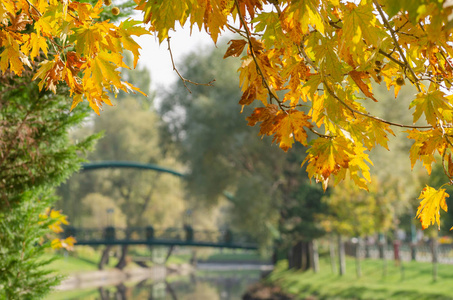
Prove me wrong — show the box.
[72,270,261,300]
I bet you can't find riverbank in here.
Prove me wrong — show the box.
[56,265,167,291]
[47,249,272,298]
[264,258,453,300]
[243,283,295,300]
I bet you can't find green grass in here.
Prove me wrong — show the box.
[44,246,122,275]
[267,257,453,300]
[166,253,192,265]
[46,288,99,300]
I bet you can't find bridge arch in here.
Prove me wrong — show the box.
[81,161,185,177]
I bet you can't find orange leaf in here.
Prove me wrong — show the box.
[272,110,312,151]
[224,39,247,59]
[349,70,377,102]
[448,153,453,177]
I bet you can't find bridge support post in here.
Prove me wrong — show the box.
[104,226,116,241]
[64,226,76,239]
[146,226,155,241]
[184,225,193,242]
[98,245,112,270]
[224,229,232,244]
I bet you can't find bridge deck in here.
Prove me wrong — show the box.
[63,226,258,250]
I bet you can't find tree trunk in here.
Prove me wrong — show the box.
[310,240,319,273]
[287,247,294,269]
[293,241,303,270]
[338,235,346,276]
[365,236,371,258]
[98,245,112,270]
[115,244,129,270]
[329,235,336,273]
[190,250,198,267]
[115,283,127,300]
[432,237,438,282]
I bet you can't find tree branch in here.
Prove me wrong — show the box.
[167,38,215,93]
[233,0,282,108]
[373,0,421,92]
[323,82,432,129]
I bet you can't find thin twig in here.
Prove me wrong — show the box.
[309,127,335,138]
[299,30,432,130]
[324,82,432,129]
[442,136,453,183]
[25,0,42,17]
[373,0,421,92]
[378,49,406,68]
[298,45,319,73]
[226,24,262,38]
[167,38,215,93]
[233,0,282,107]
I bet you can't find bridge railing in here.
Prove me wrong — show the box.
[63,226,258,249]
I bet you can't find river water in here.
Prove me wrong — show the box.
[48,264,272,300]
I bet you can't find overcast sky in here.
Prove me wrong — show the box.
[135,24,214,91]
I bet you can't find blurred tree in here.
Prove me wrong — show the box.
[57,63,188,268]
[158,44,326,270]
[320,177,394,276]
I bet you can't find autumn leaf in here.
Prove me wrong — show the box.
[302,136,353,190]
[416,186,449,230]
[224,39,247,59]
[6,0,453,230]
[447,153,453,178]
[407,128,445,174]
[410,90,450,126]
[348,70,378,102]
[272,110,313,151]
[342,2,380,47]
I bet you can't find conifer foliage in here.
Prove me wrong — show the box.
[4,0,453,228]
[0,69,96,298]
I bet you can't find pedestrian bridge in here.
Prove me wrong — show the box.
[63,226,258,250]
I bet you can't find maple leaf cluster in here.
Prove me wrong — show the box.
[1,0,149,114]
[5,0,453,230]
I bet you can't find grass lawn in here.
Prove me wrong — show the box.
[44,246,123,275]
[268,257,453,300]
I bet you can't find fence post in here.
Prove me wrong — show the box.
[338,235,346,276]
[410,221,417,261]
[354,238,361,278]
[378,233,387,277]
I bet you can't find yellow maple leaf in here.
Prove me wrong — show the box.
[273,110,312,151]
[416,185,449,230]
